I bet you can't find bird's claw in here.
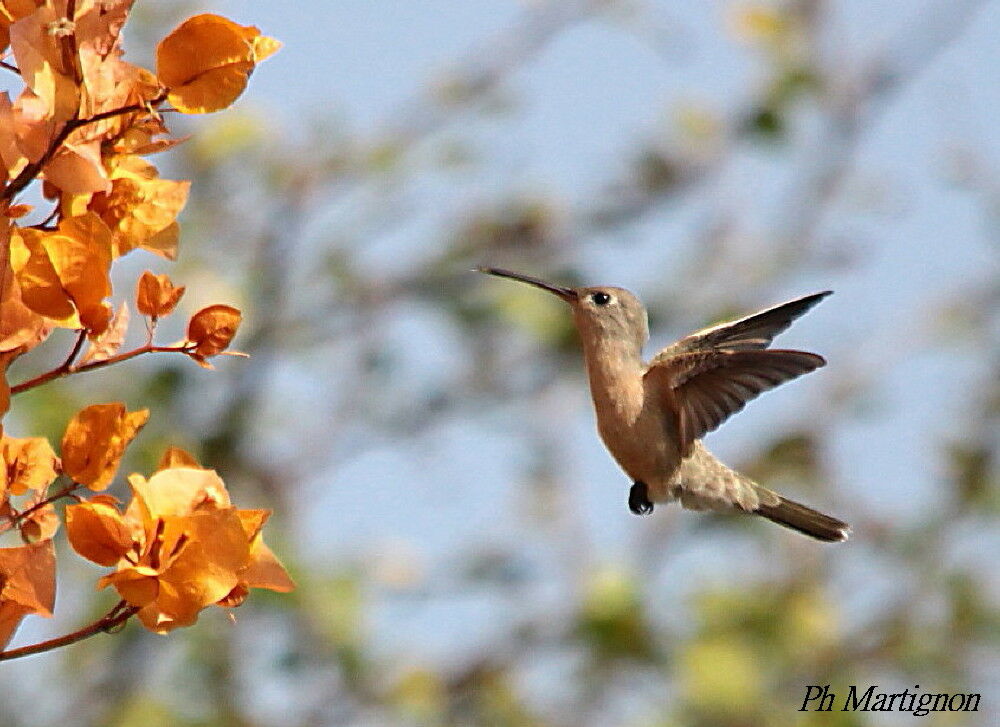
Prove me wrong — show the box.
[629,482,654,515]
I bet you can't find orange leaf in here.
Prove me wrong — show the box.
[136,270,185,318]
[1,219,51,355]
[9,226,77,324]
[6,204,31,218]
[0,538,56,619]
[90,155,189,259]
[1,435,59,497]
[78,300,128,365]
[61,403,149,490]
[0,263,50,354]
[240,538,294,594]
[98,567,159,607]
[65,501,134,566]
[0,601,32,651]
[9,6,80,122]
[186,304,242,359]
[0,93,29,181]
[156,14,279,114]
[156,446,200,471]
[0,351,13,429]
[43,140,112,195]
[10,214,115,333]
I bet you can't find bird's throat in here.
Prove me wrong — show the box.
[579,335,646,420]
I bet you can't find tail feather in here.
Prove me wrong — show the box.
[755,496,850,542]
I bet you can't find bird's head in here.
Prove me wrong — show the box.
[477,267,649,352]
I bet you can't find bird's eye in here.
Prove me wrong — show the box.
[591,292,612,306]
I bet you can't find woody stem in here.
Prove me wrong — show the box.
[0,482,80,535]
[0,601,140,662]
[10,343,194,396]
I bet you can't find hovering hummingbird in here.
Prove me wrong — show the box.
[478,267,849,542]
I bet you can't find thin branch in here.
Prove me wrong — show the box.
[1,91,168,204]
[0,60,19,74]
[0,601,140,662]
[60,329,87,370]
[0,482,80,535]
[10,342,194,395]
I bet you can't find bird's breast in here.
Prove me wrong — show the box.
[590,379,680,486]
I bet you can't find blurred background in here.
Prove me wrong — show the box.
[1,0,998,725]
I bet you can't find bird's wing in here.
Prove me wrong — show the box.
[646,349,825,457]
[651,291,832,362]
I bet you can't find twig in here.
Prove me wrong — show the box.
[10,342,194,395]
[0,482,81,535]
[0,60,19,74]
[1,91,168,204]
[0,600,140,662]
[60,329,87,370]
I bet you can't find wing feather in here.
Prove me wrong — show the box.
[648,349,825,456]
[652,291,832,361]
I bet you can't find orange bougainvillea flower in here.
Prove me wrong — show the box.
[136,270,185,318]
[185,304,243,368]
[0,539,56,649]
[60,403,149,490]
[156,14,281,114]
[66,465,292,633]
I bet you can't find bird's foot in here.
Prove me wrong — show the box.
[629,482,654,515]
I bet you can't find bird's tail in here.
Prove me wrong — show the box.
[754,495,850,542]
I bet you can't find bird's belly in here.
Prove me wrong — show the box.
[596,410,679,489]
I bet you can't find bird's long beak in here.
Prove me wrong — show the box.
[476,267,577,302]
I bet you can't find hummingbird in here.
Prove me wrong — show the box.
[478,267,849,542]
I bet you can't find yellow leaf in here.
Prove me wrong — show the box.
[127,467,230,522]
[156,14,278,114]
[0,435,59,497]
[61,403,149,490]
[250,35,282,63]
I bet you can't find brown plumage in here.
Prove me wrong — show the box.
[479,267,849,542]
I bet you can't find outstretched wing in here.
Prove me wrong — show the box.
[646,349,825,457]
[652,291,832,362]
